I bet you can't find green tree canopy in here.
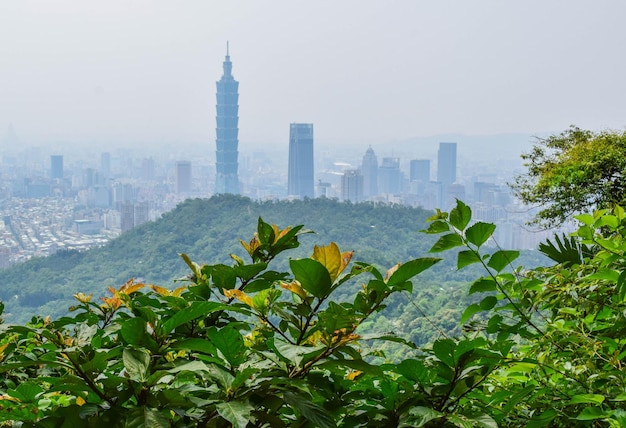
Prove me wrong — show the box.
[512,126,626,226]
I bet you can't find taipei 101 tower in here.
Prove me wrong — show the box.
[215,42,240,194]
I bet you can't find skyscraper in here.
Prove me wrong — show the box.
[176,161,192,194]
[288,123,314,199]
[341,169,364,203]
[215,42,240,194]
[410,159,430,182]
[378,157,402,194]
[50,155,63,180]
[361,146,378,198]
[437,142,457,185]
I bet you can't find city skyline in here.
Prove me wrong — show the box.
[2,2,626,148]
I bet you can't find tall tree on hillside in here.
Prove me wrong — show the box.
[511,126,626,226]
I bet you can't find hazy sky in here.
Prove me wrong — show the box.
[2,1,626,148]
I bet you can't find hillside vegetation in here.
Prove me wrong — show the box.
[1,201,624,426]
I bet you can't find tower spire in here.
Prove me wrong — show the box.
[226,40,229,57]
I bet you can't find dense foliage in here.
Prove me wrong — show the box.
[511,126,626,226]
[2,201,626,426]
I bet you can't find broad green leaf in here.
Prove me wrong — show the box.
[460,303,481,324]
[234,262,267,281]
[171,338,216,355]
[457,250,481,269]
[284,393,336,428]
[446,414,474,428]
[123,348,150,382]
[273,339,326,368]
[216,400,254,428]
[449,200,472,231]
[290,258,332,298]
[7,383,43,402]
[421,220,450,234]
[487,250,519,272]
[479,295,498,311]
[120,318,157,350]
[586,269,620,282]
[399,406,443,427]
[465,222,496,247]
[206,326,246,368]
[468,414,498,428]
[469,278,497,294]
[160,301,229,335]
[574,213,595,225]
[126,407,169,428]
[574,406,612,420]
[386,257,441,286]
[569,394,605,405]
[432,338,455,367]
[209,264,237,290]
[429,233,464,253]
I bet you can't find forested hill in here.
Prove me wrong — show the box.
[0,195,439,323]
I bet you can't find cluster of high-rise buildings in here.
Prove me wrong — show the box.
[0,44,559,269]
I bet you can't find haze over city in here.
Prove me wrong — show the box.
[2,1,626,149]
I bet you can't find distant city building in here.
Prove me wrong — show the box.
[120,202,135,233]
[361,146,378,197]
[50,155,63,180]
[341,169,364,202]
[141,158,155,181]
[176,161,192,194]
[378,157,402,194]
[410,159,430,182]
[215,42,240,194]
[100,152,111,180]
[288,123,314,198]
[134,202,150,227]
[437,142,457,185]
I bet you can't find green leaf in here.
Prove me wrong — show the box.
[284,392,337,428]
[569,394,605,405]
[574,406,613,420]
[234,262,267,281]
[273,339,326,368]
[120,318,157,350]
[123,348,150,382]
[432,338,455,367]
[460,303,481,324]
[386,257,441,286]
[216,400,254,428]
[420,220,450,234]
[290,258,333,298]
[206,326,246,368]
[479,295,498,310]
[399,406,443,427]
[457,250,481,269]
[7,383,43,402]
[449,200,472,231]
[160,301,229,335]
[429,233,464,253]
[209,264,237,290]
[126,407,169,428]
[487,250,519,272]
[618,270,626,302]
[469,278,497,294]
[574,213,595,226]
[465,222,496,247]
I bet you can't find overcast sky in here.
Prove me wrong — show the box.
[1,1,626,149]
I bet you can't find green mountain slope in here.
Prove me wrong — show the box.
[0,195,438,323]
